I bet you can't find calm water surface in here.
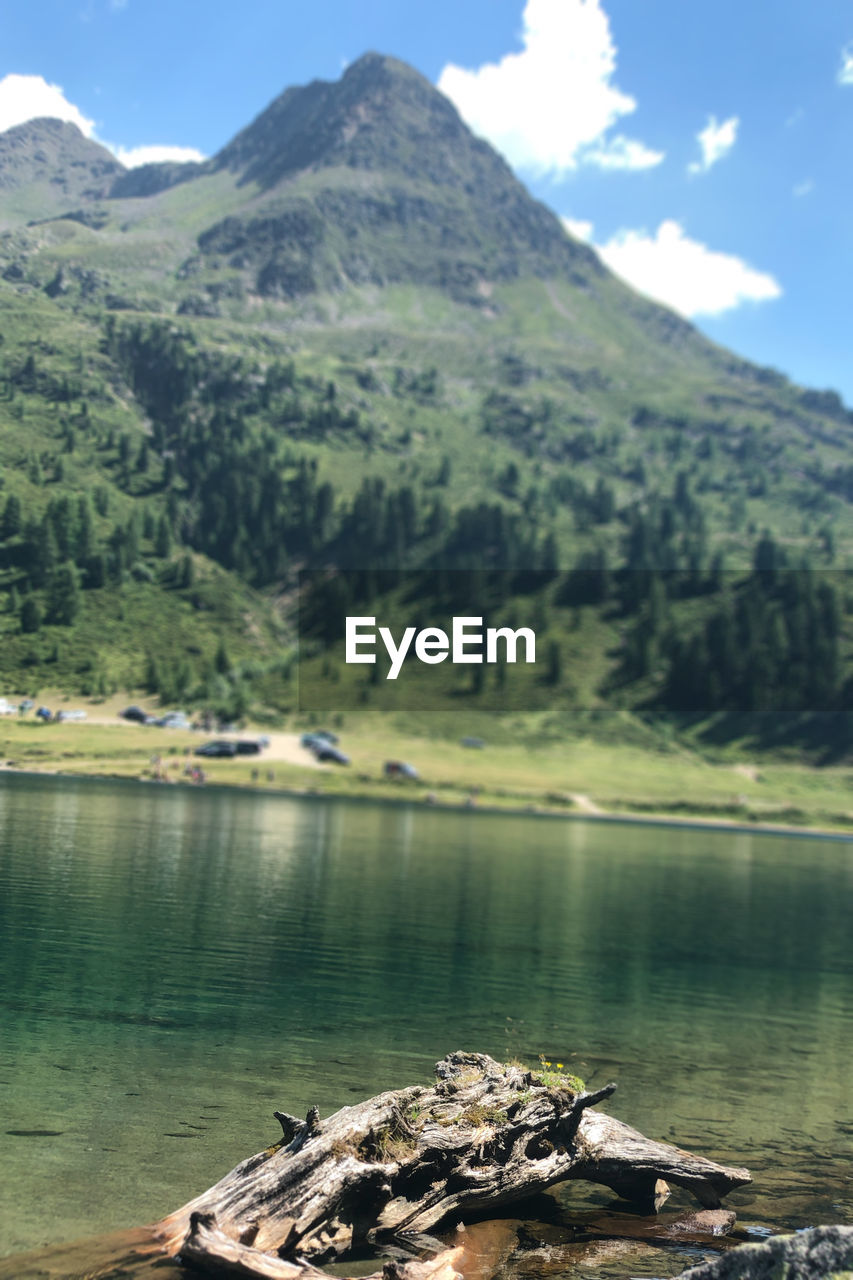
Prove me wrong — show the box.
[0,773,851,1266]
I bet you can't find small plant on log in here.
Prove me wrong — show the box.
[536,1053,585,1093]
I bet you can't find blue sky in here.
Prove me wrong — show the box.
[1,0,851,403]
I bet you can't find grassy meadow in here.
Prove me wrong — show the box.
[3,694,853,832]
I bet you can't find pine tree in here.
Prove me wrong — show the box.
[75,494,95,566]
[144,653,161,695]
[86,552,106,589]
[179,554,195,588]
[214,636,231,675]
[1,493,22,540]
[47,562,81,626]
[31,518,58,588]
[118,434,132,467]
[20,595,42,633]
[592,476,615,523]
[49,496,74,560]
[174,659,192,699]
[126,514,141,564]
[155,515,172,559]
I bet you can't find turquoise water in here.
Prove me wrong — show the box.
[0,772,851,1261]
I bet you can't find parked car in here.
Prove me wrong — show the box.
[384,761,419,780]
[35,706,52,721]
[157,712,191,729]
[235,740,262,755]
[301,729,339,749]
[461,737,485,749]
[56,709,87,723]
[314,744,349,765]
[121,705,149,723]
[195,740,237,758]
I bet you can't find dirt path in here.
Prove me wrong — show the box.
[79,711,325,769]
[252,733,323,767]
[570,792,603,815]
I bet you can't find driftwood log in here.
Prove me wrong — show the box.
[153,1051,751,1278]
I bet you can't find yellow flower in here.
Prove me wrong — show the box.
[557,1063,564,1070]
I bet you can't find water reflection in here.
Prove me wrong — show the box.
[0,773,851,1256]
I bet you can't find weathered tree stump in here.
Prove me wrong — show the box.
[154,1052,750,1277]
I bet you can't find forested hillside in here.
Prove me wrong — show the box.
[1,54,851,741]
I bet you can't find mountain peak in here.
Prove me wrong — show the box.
[214,51,472,188]
[201,52,599,299]
[341,50,426,82]
[0,117,123,202]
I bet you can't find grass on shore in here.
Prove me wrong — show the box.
[2,695,853,832]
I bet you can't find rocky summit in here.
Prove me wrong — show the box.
[0,117,123,224]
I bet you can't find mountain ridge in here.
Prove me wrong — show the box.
[0,53,602,298]
[124,52,603,300]
[0,50,844,412]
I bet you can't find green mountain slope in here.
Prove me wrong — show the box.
[0,53,852,732]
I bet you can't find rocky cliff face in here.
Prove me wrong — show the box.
[0,118,123,206]
[191,52,601,300]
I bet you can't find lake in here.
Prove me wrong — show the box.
[0,772,851,1272]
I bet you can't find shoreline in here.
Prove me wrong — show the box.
[3,758,853,842]
[3,695,853,839]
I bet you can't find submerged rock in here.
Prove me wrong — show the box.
[668,1209,737,1237]
[675,1223,853,1279]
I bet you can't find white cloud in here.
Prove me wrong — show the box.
[793,179,814,198]
[562,216,594,242]
[0,71,206,170]
[688,114,738,175]
[437,0,663,174]
[111,143,206,168]
[0,73,95,136]
[838,44,853,84]
[583,134,664,170]
[594,219,781,317]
